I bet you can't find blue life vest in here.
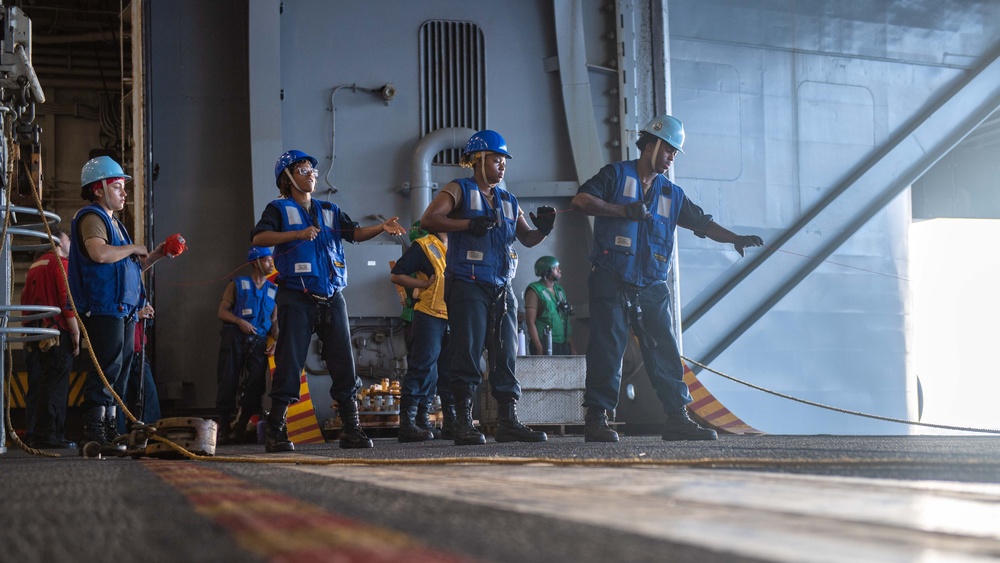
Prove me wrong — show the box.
[232,276,277,335]
[270,198,348,296]
[590,161,685,287]
[445,177,518,287]
[68,204,144,318]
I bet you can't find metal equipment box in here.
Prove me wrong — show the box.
[480,355,586,426]
[341,243,404,318]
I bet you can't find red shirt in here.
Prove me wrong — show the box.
[21,251,76,331]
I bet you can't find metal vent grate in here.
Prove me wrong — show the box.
[419,20,486,165]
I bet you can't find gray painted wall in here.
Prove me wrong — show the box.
[148,0,252,408]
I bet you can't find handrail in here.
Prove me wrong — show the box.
[0,304,62,343]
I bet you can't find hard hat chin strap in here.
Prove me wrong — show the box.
[284,168,309,195]
[650,138,662,174]
[99,178,115,210]
[477,153,499,189]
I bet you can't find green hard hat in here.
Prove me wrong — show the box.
[534,255,559,277]
[409,220,428,243]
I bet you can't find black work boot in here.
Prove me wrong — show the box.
[265,404,295,452]
[81,406,108,445]
[495,400,547,443]
[415,401,440,439]
[398,397,434,443]
[452,396,485,446]
[30,435,78,449]
[338,400,374,449]
[662,406,718,441]
[584,407,620,443]
[232,411,257,444]
[79,406,125,456]
[217,411,234,446]
[104,405,121,442]
[439,400,457,440]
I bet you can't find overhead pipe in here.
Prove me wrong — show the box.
[32,49,122,62]
[409,127,476,224]
[34,65,122,78]
[31,53,131,68]
[33,32,118,45]
[29,77,114,91]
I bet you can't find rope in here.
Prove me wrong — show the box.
[143,433,1000,470]
[682,356,1000,435]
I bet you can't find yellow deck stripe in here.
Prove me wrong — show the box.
[682,360,764,435]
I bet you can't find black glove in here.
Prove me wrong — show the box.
[734,235,764,257]
[529,205,556,235]
[624,201,652,222]
[469,215,498,237]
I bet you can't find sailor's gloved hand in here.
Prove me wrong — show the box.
[624,201,652,222]
[734,235,764,257]
[469,215,498,237]
[529,206,556,235]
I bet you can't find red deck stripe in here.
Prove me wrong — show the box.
[141,459,472,562]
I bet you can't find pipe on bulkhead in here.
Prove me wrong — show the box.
[409,127,477,224]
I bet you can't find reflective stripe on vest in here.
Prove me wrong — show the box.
[233,276,277,335]
[68,204,143,318]
[590,160,685,287]
[271,198,347,296]
[445,177,518,286]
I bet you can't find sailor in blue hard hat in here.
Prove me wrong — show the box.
[420,130,556,446]
[251,149,405,453]
[570,114,765,444]
[213,244,278,445]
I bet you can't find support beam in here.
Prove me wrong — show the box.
[247,0,283,219]
[129,0,145,245]
[682,44,1000,367]
[553,0,605,184]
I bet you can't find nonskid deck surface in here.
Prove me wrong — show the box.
[4,434,1000,562]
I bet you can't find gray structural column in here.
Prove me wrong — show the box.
[248,0,284,219]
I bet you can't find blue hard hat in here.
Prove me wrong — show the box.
[463,130,513,159]
[274,150,318,187]
[81,156,131,187]
[247,246,273,262]
[641,114,685,153]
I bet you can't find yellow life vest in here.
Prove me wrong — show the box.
[413,235,448,319]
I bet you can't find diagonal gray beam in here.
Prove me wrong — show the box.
[553,0,605,184]
[681,43,1000,367]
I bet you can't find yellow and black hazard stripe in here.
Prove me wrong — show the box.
[7,371,86,408]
